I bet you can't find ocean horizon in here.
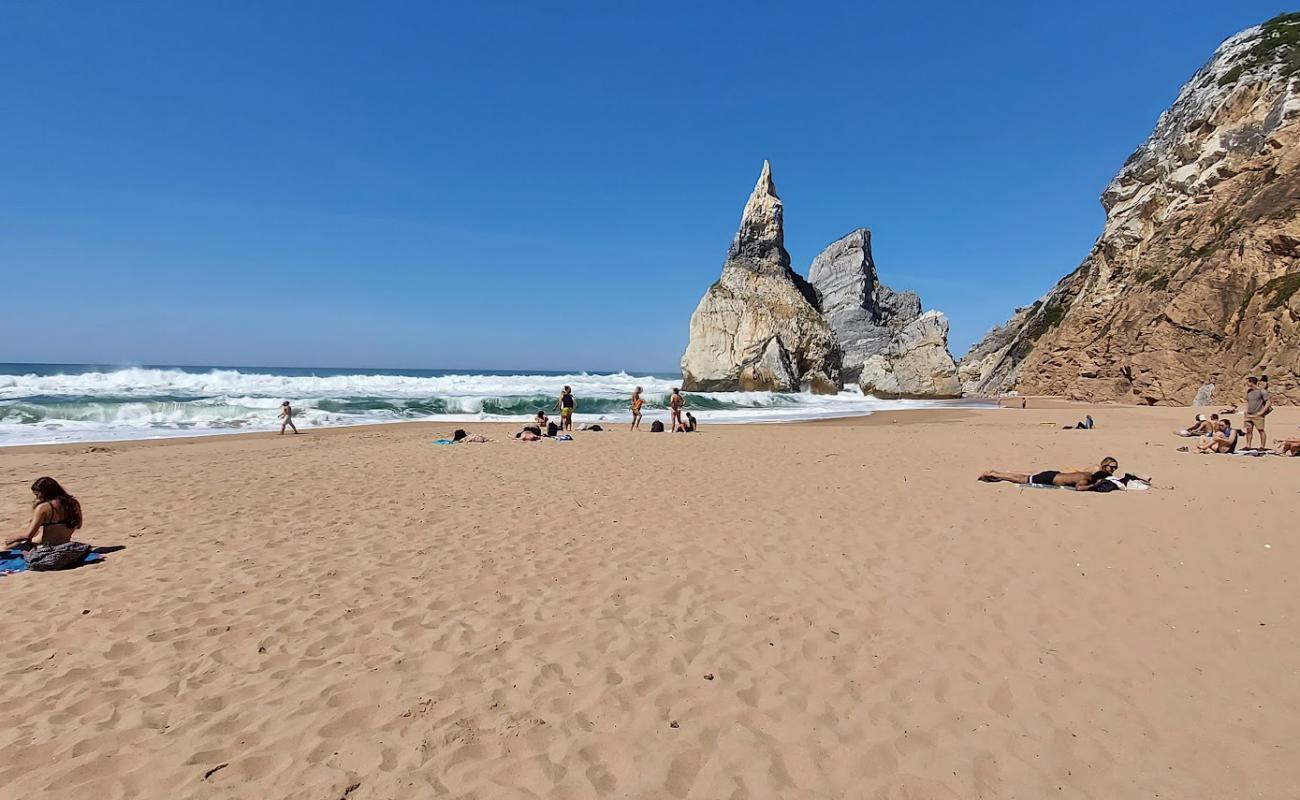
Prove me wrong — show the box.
[0,362,993,447]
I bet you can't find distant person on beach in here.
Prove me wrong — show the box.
[556,386,575,432]
[686,412,697,432]
[1179,413,1217,436]
[1244,376,1271,449]
[534,410,549,429]
[630,386,645,431]
[669,388,685,431]
[1195,418,1238,453]
[978,457,1119,489]
[279,401,299,435]
[5,477,83,548]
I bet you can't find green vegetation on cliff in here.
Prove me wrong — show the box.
[1220,13,1300,87]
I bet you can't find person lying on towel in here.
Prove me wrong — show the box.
[979,457,1122,490]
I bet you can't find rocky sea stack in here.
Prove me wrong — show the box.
[680,162,842,394]
[681,163,960,397]
[960,14,1300,404]
[809,230,960,398]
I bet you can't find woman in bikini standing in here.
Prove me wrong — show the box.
[669,387,685,432]
[5,477,83,548]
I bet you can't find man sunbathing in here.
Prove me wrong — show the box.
[979,457,1119,490]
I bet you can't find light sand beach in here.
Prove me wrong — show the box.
[2,405,1298,799]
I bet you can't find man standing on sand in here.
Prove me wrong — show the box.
[1244,376,1270,449]
[556,385,576,432]
[669,387,686,432]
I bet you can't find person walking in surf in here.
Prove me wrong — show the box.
[279,401,299,435]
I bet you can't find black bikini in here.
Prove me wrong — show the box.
[40,503,68,528]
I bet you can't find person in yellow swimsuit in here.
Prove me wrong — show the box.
[556,386,576,432]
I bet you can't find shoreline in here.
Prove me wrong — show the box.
[0,400,1010,453]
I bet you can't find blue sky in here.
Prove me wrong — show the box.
[0,1,1285,372]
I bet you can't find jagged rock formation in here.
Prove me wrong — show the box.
[680,162,842,394]
[810,229,961,397]
[961,14,1300,403]
[856,311,962,399]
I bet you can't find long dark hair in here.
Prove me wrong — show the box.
[31,476,82,530]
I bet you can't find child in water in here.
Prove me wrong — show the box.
[279,401,299,435]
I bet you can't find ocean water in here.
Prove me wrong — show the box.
[0,363,994,447]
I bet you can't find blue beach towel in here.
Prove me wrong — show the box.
[432,439,455,445]
[0,548,103,577]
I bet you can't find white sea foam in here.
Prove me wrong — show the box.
[0,367,994,446]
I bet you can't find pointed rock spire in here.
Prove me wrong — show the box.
[728,160,790,273]
[680,161,842,394]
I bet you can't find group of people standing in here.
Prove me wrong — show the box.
[513,385,697,440]
[630,386,695,432]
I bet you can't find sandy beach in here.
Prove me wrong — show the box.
[2,405,1298,799]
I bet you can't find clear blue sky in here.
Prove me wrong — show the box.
[0,1,1286,372]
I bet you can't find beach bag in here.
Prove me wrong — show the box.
[650,420,664,432]
[24,541,92,571]
[546,422,559,437]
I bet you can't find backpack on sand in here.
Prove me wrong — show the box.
[650,420,664,433]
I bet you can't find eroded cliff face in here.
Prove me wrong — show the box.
[680,162,842,394]
[961,14,1300,404]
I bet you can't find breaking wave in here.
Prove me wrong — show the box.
[0,365,988,446]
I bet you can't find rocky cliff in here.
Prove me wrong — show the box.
[680,162,843,394]
[809,229,961,397]
[961,14,1300,404]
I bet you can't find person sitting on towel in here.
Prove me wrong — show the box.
[5,477,83,548]
[978,457,1119,489]
[1196,419,1238,453]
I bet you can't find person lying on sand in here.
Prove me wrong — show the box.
[1063,415,1095,430]
[5,477,83,548]
[979,457,1120,490]
[452,429,489,443]
[1178,413,1218,437]
[1271,437,1300,457]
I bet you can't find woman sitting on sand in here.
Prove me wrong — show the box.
[978,457,1119,490]
[5,477,83,548]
